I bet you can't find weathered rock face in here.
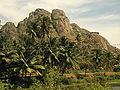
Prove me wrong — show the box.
[0,22,17,35]
[0,22,18,42]
[71,23,90,40]
[0,22,16,33]
[17,8,58,37]
[71,23,90,35]
[18,9,76,39]
[91,33,120,53]
[17,18,28,34]
[18,8,51,33]
[71,23,120,54]
[28,8,51,23]
[51,9,75,39]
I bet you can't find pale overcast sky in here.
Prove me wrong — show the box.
[0,0,120,48]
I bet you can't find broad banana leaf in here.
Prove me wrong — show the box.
[48,55,52,63]
[27,68,35,73]
[2,57,11,63]
[33,65,45,70]
[0,52,5,56]
[31,29,37,37]
[49,48,59,63]
[27,68,42,76]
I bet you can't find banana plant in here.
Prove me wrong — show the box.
[0,51,18,78]
[0,50,45,78]
[16,51,45,77]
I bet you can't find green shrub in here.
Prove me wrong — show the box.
[107,75,120,80]
[61,77,72,85]
[95,76,107,82]
[0,80,11,90]
[85,77,94,83]
[70,78,78,83]
[84,83,111,90]
[62,77,78,84]
[61,83,111,90]
[43,69,63,87]
[0,81,5,90]
[113,75,120,79]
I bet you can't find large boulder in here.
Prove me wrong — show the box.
[51,9,75,39]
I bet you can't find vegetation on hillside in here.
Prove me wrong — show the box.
[0,16,120,89]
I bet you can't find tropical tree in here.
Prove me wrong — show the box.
[26,16,52,40]
[103,52,114,71]
[115,54,120,64]
[0,50,19,78]
[0,52,7,77]
[56,37,80,74]
[7,51,45,78]
[89,49,103,71]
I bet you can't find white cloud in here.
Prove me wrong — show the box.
[76,14,120,23]
[42,0,94,7]
[0,0,96,24]
[99,27,120,49]
[0,0,26,23]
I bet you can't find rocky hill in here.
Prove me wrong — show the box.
[71,23,120,54]
[0,8,120,54]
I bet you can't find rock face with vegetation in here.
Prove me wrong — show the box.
[71,23,120,54]
[16,8,120,54]
[1,8,119,54]
[17,8,58,37]
[0,22,16,35]
[0,8,119,54]
[0,22,18,41]
[0,8,120,89]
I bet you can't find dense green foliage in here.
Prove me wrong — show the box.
[0,16,120,89]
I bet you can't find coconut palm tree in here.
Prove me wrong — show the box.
[26,16,52,40]
[12,51,45,78]
[54,37,80,75]
[91,49,103,69]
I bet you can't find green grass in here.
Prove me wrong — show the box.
[108,79,120,84]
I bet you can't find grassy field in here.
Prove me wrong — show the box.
[108,79,120,85]
[64,72,120,78]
